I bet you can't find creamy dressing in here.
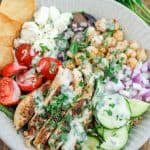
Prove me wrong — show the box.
[61,85,76,106]
[59,67,73,86]
[33,90,45,114]
[62,118,87,150]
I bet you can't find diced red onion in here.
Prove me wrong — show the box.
[141,62,148,73]
[119,90,130,97]
[133,83,142,90]
[132,74,141,84]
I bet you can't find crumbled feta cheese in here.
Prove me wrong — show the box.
[21,22,41,42]
[49,6,61,22]
[54,13,73,33]
[34,6,50,25]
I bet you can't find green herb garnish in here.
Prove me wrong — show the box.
[49,62,56,74]
[105,109,113,116]
[78,80,84,88]
[69,41,78,54]
[109,103,115,108]
[40,43,49,52]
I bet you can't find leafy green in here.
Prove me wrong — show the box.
[0,105,14,119]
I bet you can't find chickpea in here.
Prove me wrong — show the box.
[136,49,147,62]
[116,40,128,50]
[95,19,106,32]
[117,53,127,64]
[87,26,98,41]
[106,52,115,61]
[105,37,117,47]
[99,47,108,54]
[126,48,136,58]
[67,51,74,58]
[75,52,86,65]
[113,30,124,41]
[64,60,75,69]
[91,35,103,48]
[86,46,99,59]
[129,41,139,50]
[97,58,109,70]
[127,57,138,68]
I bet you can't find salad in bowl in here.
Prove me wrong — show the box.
[0,0,149,150]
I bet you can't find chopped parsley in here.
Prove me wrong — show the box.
[49,62,56,74]
[103,30,114,39]
[44,94,68,121]
[78,80,84,88]
[60,132,68,142]
[105,109,113,116]
[69,40,89,54]
[79,55,86,62]
[40,43,49,52]
[69,41,78,54]
[65,114,72,125]
[55,36,69,51]
[111,76,118,83]
[109,103,115,108]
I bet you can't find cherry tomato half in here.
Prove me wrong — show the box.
[0,77,21,105]
[16,69,42,92]
[37,57,62,80]
[2,63,27,77]
[15,44,37,67]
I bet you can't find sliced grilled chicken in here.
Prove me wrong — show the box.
[47,79,94,150]
[24,67,73,146]
[14,80,51,130]
[33,69,84,149]
[72,69,83,96]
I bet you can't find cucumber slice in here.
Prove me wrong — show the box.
[81,136,101,150]
[127,98,150,117]
[95,94,131,129]
[101,126,128,150]
[97,126,104,136]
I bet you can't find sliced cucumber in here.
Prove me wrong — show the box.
[81,136,101,150]
[92,80,105,107]
[127,98,150,117]
[101,126,128,150]
[97,126,104,136]
[95,94,131,129]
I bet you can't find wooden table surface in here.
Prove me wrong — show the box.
[0,0,150,150]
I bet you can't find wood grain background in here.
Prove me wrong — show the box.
[0,0,150,150]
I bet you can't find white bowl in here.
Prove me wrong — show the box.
[0,0,150,149]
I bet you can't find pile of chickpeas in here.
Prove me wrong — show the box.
[65,18,148,69]
[88,18,147,68]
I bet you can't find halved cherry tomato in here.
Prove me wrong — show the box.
[16,69,42,92]
[37,57,62,80]
[15,43,37,67]
[0,77,21,105]
[2,63,27,77]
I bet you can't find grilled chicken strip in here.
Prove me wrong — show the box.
[33,69,83,149]
[47,79,94,150]
[24,67,73,146]
[14,80,51,130]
